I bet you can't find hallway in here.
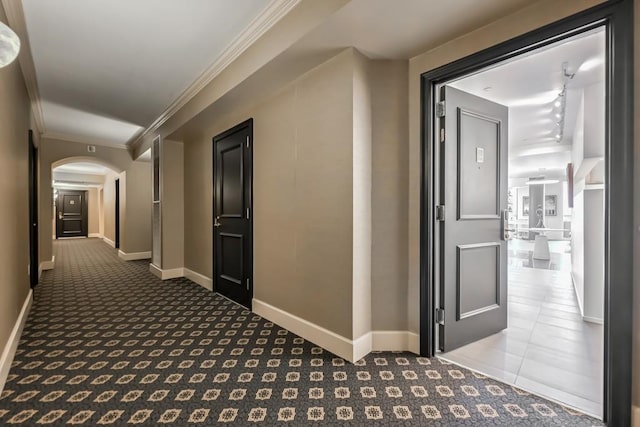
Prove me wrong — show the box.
[0,239,601,425]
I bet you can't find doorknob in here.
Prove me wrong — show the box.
[214,216,221,228]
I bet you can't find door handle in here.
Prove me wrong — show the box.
[214,216,221,228]
[58,212,63,220]
[501,209,514,240]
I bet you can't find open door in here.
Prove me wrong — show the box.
[438,86,509,352]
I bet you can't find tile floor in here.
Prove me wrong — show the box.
[440,239,603,418]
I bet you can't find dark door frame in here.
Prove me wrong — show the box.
[212,118,254,308]
[419,1,633,424]
[115,178,120,249]
[28,130,38,288]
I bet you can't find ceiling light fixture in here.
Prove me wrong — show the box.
[551,62,575,143]
[526,177,560,185]
[0,21,20,68]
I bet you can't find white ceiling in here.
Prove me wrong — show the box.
[450,28,605,179]
[173,0,539,139]
[54,162,112,175]
[22,0,269,146]
[293,0,533,59]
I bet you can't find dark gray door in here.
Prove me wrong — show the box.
[213,119,253,309]
[438,86,508,352]
[56,190,88,238]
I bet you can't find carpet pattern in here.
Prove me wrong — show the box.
[0,239,602,425]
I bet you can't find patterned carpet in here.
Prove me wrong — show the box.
[0,239,602,425]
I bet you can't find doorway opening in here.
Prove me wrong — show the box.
[435,28,605,417]
[51,160,121,247]
[420,3,634,424]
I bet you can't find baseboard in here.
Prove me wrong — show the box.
[253,298,356,362]
[103,237,115,248]
[149,264,184,280]
[38,255,55,277]
[118,250,152,261]
[570,272,585,317]
[582,316,604,325]
[0,290,33,393]
[371,331,420,354]
[88,233,102,238]
[633,405,640,427]
[184,268,213,291]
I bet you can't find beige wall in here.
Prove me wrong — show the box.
[370,59,409,331]
[181,47,411,341]
[351,50,372,339]
[87,188,99,235]
[161,140,184,269]
[0,4,32,384]
[184,49,357,338]
[120,162,152,254]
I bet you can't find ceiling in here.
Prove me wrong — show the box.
[292,0,533,59]
[22,0,269,147]
[54,162,112,175]
[451,28,605,179]
[172,0,538,139]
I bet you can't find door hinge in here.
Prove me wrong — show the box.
[436,101,446,118]
[435,205,445,221]
[436,308,445,325]
[439,127,445,143]
[246,208,250,220]
[246,136,250,148]
[246,278,250,290]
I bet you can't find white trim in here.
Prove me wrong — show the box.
[42,132,128,150]
[371,331,420,354]
[118,250,152,261]
[88,233,102,238]
[253,298,356,362]
[184,268,213,291]
[582,316,604,325]
[149,264,184,280]
[570,272,584,316]
[103,237,115,248]
[128,0,301,150]
[352,332,373,362]
[632,405,640,427]
[0,290,33,393]
[1,0,45,134]
[38,255,55,277]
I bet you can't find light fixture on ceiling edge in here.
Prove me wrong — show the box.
[526,176,560,185]
[0,20,20,68]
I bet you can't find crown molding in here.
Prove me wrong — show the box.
[2,0,45,134]
[42,132,129,150]
[128,0,302,150]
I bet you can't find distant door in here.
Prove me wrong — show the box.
[438,86,509,352]
[28,130,38,287]
[115,179,120,249]
[213,119,253,308]
[56,190,88,238]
